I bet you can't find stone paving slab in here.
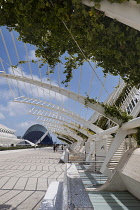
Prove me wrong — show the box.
[0,147,65,209]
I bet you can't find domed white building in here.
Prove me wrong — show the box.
[0,124,21,146]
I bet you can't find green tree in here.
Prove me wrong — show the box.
[1,0,140,86]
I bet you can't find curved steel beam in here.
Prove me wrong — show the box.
[46,125,83,142]
[57,135,72,144]
[45,123,88,144]
[42,120,90,138]
[14,96,102,133]
[29,108,91,137]
[0,73,121,125]
[49,128,79,142]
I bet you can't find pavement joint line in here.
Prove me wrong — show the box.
[11,177,20,189]
[0,177,11,189]
[0,190,10,197]
[3,190,22,204]
[1,169,33,177]
[0,189,47,192]
[31,193,45,210]
[0,148,65,209]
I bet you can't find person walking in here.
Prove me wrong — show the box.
[53,144,56,152]
[61,145,63,150]
[55,145,57,152]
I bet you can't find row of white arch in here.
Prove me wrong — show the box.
[0,72,140,178]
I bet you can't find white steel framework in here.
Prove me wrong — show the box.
[13,96,103,133]
[1,21,140,179]
[0,73,122,125]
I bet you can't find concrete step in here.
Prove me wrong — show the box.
[79,172,108,188]
[88,191,140,210]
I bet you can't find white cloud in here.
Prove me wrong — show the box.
[0,77,7,85]
[0,113,5,120]
[0,105,7,112]
[27,50,38,61]
[7,101,28,116]
[0,101,28,117]
[17,120,36,130]
[7,66,67,102]
[0,89,13,100]
[8,66,25,77]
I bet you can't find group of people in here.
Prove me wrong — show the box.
[53,144,64,152]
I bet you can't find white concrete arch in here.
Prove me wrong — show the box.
[14,96,81,118]
[29,108,92,137]
[45,123,88,144]
[30,108,71,123]
[42,120,91,138]
[56,134,73,144]
[14,96,103,133]
[100,116,140,177]
[24,139,35,146]
[48,127,82,142]
[43,124,84,142]
[51,127,83,151]
[82,0,140,31]
[0,73,121,125]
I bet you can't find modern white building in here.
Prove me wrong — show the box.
[0,124,21,146]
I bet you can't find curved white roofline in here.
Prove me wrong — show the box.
[0,124,16,133]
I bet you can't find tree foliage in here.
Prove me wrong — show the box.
[1,0,140,86]
[133,127,140,146]
[85,95,133,123]
[95,116,108,130]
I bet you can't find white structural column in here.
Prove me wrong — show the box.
[130,99,140,117]
[50,130,76,145]
[99,116,140,177]
[70,142,77,150]
[82,0,140,31]
[122,117,140,130]
[86,135,99,161]
[89,81,125,123]
[57,134,72,143]
[100,128,128,177]
[79,139,87,151]
[86,109,140,176]
[0,73,122,125]
[86,141,95,161]
[35,130,49,145]
[24,139,35,146]
[75,140,83,152]
[85,126,119,161]
[51,122,86,151]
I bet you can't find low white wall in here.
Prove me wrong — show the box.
[121,148,140,199]
[98,148,140,200]
[59,148,69,163]
[63,163,94,209]
[39,181,63,210]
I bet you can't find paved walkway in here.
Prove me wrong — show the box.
[0,147,65,210]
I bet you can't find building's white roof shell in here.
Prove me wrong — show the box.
[0,124,16,134]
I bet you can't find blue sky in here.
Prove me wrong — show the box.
[0,26,120,140]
